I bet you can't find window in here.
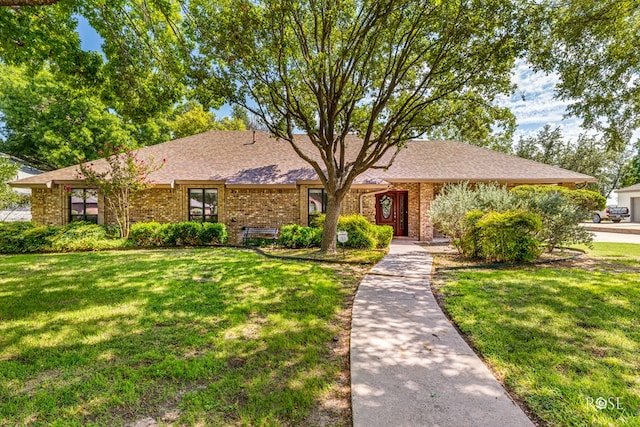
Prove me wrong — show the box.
[308,188,327,226]
[189,189,218,222]
[69,189,98,223]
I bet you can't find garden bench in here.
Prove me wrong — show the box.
[242,227,279,243]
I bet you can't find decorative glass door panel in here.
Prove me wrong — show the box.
[375,191,408,236]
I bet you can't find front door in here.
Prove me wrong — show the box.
[375,191,408,236]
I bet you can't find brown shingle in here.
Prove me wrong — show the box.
[11,130,596,187]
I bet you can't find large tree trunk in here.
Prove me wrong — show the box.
[320,193,343,254]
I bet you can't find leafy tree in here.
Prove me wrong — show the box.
[1,1,196,122]
[527,1,640,148]
[619,141,640,188]
[514,125,628,197]
[0,157,29,217]
[168,102,247,139]
[0,65,134,170]
[77,145,165,239]
[168,102,217,139]
[190,0,521,252]
[0,64,175,169]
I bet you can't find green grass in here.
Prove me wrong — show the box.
[261,247,387,264]
[0,248,358,426]
[581,242,640,259]
[435,243,640,426]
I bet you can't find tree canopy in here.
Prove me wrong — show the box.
[514,125,629,197]
[2,0,639,251]
[527,1,640,148]
[188,0,521,251]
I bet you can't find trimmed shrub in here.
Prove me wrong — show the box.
[475,210,542,263]
[334,214,376,249]
[0,222,36,253]
[459,209,485,259]
[129,221,228,247]
[199,222,228,245]
[511,185,605,212]
[50,222,119,252]
[129,222,162,246]
[21,224,59,252]
[278,224,323,248]
[158,223,178,246]
[279,214,392,249]
[374,225,394,248]
[520,192,593,252]
[0,221,119,253]
[172,222,202,245]
[429,182,521,245]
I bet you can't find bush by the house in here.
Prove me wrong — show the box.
[0,221,121,253]
[510,185,605,212]
[199,222,228,245]
[429,183,521,250]
[129,222,163,246]
[333,215,392,249]
[373,224,394,248]
[431,182,597,257]
[278,224,323,248]
[519,191,593,252]
[459,209,485,258]
[474,210,543,263]
[0,222,44,253]
[128,221,228,247]
[279,214,392,249]
[49,221,121,252]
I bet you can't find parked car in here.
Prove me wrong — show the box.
[593,206,630,223]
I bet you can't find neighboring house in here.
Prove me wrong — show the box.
[616,183,640,223]
[1,153,43,222]
[10,130,596,241]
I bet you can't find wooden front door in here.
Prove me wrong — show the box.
[375,191,408,236]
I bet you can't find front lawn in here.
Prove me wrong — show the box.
[0,248,361,426]
[432,243,640,426]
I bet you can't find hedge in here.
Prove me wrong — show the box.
[474,210,543,263]
[510,185,606,212]
[128,221,228,247]
[279,214,393,249]
[0,221,121,253]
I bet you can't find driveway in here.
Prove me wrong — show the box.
[591,231,640,244]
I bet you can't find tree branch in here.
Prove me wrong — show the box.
[0,0,59,6]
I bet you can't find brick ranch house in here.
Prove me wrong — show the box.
[10,130,595,242]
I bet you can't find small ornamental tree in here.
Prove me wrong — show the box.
[76,145,165,239]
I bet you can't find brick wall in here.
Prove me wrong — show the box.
[31,187,66,225]
[225,188,299,243]
[28,182,438,241]
[419,183,434,241]
[128,188,185,224]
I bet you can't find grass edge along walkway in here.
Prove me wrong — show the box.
[0,247,362,426]
[431,242,640,427]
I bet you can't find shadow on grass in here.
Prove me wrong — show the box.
[0,249,352,426]
[437,266,640,426]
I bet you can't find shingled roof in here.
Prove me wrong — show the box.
[11,130,596,187]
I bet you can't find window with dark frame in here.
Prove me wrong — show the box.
[69,188,98,223]
[189,188,218,222]
[308,188,327,226]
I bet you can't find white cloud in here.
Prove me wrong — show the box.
[498,60,588,142]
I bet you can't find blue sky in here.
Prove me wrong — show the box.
[77,17,582,143]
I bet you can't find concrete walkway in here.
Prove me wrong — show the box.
[350,239,533,427]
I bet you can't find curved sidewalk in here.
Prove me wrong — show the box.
[350,239,533,427]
